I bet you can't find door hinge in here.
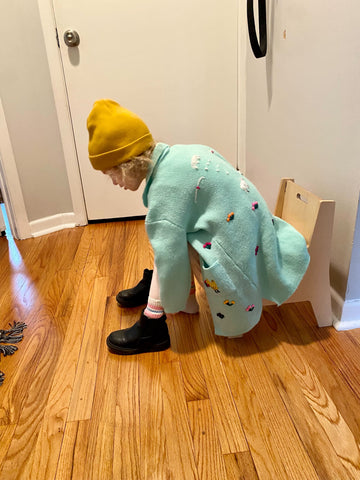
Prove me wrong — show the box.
[55,28,60,48]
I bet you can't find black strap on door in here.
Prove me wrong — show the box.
[247,0,267,58]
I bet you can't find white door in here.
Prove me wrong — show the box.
[54,0,239,220]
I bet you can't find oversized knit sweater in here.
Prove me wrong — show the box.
[143,143,310,336]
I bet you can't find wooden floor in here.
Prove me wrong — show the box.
[0,220,360,480]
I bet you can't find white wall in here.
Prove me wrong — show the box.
[245,0,360,320]
[0,0,72,222]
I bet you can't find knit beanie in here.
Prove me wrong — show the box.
[87,99,154,171]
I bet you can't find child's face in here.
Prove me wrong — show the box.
[103,168,143,191]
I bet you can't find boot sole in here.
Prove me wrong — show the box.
[106,337,170,355]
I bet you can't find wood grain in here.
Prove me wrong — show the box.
[1,220,360,479]
[188,399,228,479]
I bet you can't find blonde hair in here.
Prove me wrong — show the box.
[107,142,156,183]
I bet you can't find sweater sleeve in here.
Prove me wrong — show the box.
[145,219,191,313]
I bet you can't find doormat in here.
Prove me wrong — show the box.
[0,322,27,386]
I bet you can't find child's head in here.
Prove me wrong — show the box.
[103,145,155,190]
[87,100,154,190]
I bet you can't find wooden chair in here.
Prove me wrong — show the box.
[272,178,335,327]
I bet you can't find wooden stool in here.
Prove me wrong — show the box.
[272,178,335,327]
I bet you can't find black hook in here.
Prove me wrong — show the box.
[247,0,267,58]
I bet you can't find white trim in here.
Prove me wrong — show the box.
[37,0,87,227]
[238,0,247,174]
[30,212,78,237]
[333,298,360,331]
[330,286,344,327]
[0,98,32,239]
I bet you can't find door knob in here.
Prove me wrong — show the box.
[64,30,80,47]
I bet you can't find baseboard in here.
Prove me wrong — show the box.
[30,212,79,237]
[333,298,360,331]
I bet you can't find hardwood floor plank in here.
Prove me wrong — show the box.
[67,276,108,421]
[0,307,68,479]
[277,304,360,439]
[91,223,116,279]
[55,226,94,319]
[55,420,90,480]
[194,295,248,454]
[103,222,126,296]
[160,362,199,480]
[252,309,354,480]
[0,235,44,293]
[259,305,360,478]
[123,220,145,293]
[235,331,324,480]
[171,313,209,401]
[139,352,169,480]
[113,354,140,479]
[223,451,259,480]
[349,327,360,347]
[0,424,16,470]
[26,249,99,480]
[135,218,153,272]
[0,234,83,443]
[81,297,122,480]
[300,302,360,400]
[0,235,48,326]
[218,335,299,480]
[187,399,228,479]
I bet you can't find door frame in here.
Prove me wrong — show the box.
[0,98,32,239]
[37,0,87,227]
[37,0,247,221]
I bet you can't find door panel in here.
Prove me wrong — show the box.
[54,0,239,220]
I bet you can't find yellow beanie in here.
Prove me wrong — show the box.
[87,99,154,171]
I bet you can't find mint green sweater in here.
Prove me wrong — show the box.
[143,143,310,336]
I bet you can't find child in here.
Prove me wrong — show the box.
[87,99,310,355]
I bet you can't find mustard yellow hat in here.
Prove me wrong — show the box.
[87,99,154,171]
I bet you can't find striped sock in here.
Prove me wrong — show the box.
[144,297,165,319]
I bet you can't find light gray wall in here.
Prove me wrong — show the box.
[245,0,360,304]
[0,0,72,222]
[346,195,360,301]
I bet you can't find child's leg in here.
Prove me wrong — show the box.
[144,264,199,316]
[144,264,165,319]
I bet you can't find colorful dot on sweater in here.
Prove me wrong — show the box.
[252,202,259,211]
[191,155,201,169]
[224,300,235,306]
[203,242,212,249]
[240,179,250,192]
[204,278,220,293]
[246,304,255,312]
[255,246,259,256]
[227,212,235,222]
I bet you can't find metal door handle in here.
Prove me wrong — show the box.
[64,30,80,47]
